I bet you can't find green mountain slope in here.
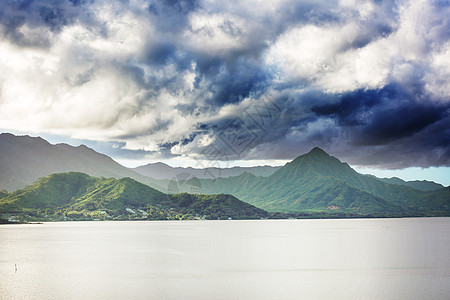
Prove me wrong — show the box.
[169,193,268,219]
[418,187,450,214]
[375,176,444,191]
[0,172,267,220]
[0,173,97,212]
[0,190,8,199]
[193,148,449,216]
[69,177,169,212]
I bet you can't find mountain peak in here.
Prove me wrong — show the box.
[306,147,330,157]
[274,146,353,179]
[292,147,337,163]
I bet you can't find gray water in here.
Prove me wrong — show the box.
[0,218,449,299]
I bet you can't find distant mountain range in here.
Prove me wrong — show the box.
[133,162,280,180]
[0,133,448,219]
[373,176,444,191]
[0,133,278,192]
[0,172,267,221]
[0,132,444,191]
[134,162,444,192]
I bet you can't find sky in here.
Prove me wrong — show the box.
[0,0,449,185]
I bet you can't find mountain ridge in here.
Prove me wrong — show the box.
[0,133,444,192]
[0,133,165,192]
[375,176,445,191]
[133,162,280,180]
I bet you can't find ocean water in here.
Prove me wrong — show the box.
[0,218,449,299]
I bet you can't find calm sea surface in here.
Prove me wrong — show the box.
[0,218,449,299]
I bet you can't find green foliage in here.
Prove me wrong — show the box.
[71,177,168,212]
[377,177,444,191]
[0,190,8,199]
[0,172,268,221]
[196,148,450,216]
[2,147,449,222]
[169,193,268,219]
[0,173,97,212]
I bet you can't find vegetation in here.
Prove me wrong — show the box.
[375,176,444,191]
[183,148,450,217]
[169,193,268,220]
[1,146,448,222]
[0,172,268,222]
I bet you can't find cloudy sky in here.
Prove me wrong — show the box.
[0,0,449,184]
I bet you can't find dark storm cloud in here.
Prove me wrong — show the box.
[145,0,202,39]
[186,90,325,160]
[185,76,450,167]
[351,113,450,168]
[356,101,447,146]
[148,0,200,17]
[308,83,450,167]
[200,59,271,106]
[312,83,447,143]
[144,41,177,65]
[0,0,91,46]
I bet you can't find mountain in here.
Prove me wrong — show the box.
[178,147,449,216]
[0,133,165,192]
[0,172,268,221]
[375,176,444,191]
[168,193,268,220]
[0,172,98,212]
[1,133,447,218]
[133,162,280,180]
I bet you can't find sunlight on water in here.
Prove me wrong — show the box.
[1,218,449,299]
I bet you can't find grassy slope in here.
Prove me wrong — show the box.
[196,148,449,216]
[377,177,444,191]
[71,177,168,211]
[169,193,268,219]
[0,173,96,212]
[0,172,268,219]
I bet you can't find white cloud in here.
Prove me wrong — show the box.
[265,0,449,95]
[265,20,393,93]
[425,41,450,100]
